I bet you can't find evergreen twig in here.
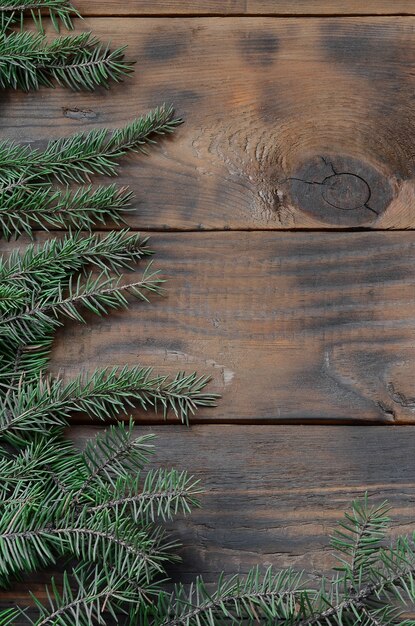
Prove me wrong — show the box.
[0,0,78,32]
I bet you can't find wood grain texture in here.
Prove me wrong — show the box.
[76,424,415,580]
[73,1,415,16]
[40,230,415,425]
[6,17,415,229]
[3,424,415,607]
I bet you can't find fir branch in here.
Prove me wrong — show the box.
[89,468,201,524]
[0,336,53,390]
[0,105,181,188]
[0,184,134,238]
[0,107,181,237]
[0,487,173,583]
[156,568,307,626]
[0,31,133,90]
[331,494,391,587]
[0,0,79,31]
[71,420,156,501]
[0,231,153,389]
[52,512,170,579]
[24,564,156,626]
[0,283,26,312]
[0,367,218,444]
[0,484,62,581]
[0,437,72,489]
[0,263,163,347]
[0,229,152,292]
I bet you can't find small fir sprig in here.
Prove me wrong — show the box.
[0,105,182,239]
[0,30,133,91]
[0,0,79,31]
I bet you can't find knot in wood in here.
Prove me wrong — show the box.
[322,173,370,211]
[288,155,394,226]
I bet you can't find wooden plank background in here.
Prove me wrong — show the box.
[3,0,415,613]
[45,230,415,425]
[6,17,415,230]
[75,1,415,16]
[3,425,415,607]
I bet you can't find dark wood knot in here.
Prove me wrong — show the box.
[287,155,394,225]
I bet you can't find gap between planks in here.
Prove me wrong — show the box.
[31,227,415,233]
[68,13,415,18]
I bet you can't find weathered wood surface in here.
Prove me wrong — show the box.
[3,4,415,617]
[74,1,415,16]
[4,425,415,606]
[6,17,415,229]
[41,230,415,424]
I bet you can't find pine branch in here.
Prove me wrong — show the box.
[71,420,156,501]
[24,564,156,626]
[0,105,181,188]
[331,494,391,586]
[0,231,154,389]
[0,283,26,312]
[0,484,62,581]
[0,263,163,348]
[0,336,53,391]
[89,469,201,524]
[0,107,181,237]
[52,511,172,579]
[0,184,134,238]
[0,0,78,31]
[0,31,133,90]
[0,367,218,444]
[0,229,152,293]
[156,568,307,626]
[0,486,174,584]
[0,436,72,491]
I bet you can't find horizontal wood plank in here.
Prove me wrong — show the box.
[3,425,415,607]
[39,230,415,424]
[74,1,415,16]
[6,17,415,230]
[75,424,415,581]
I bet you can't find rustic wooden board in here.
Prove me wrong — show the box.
[41,230,415,424]
[6,17,415,230]
[3,425,415,607]
[74,1,415,16]
[76,424,415,580]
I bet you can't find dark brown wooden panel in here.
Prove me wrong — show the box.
[75,0,246,15]
[3,424,415,607]
[40,230,415,424]
[74,1,415,16]
[77,424,415,581]
[5,17,415,230]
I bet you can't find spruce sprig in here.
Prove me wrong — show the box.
[0,185,134,238]
[0,0,78,32]
[0,262,164,347]
[0,230,153,291]
[0,106,181,239]
[0,368,218,444]
[0,31,132,90]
